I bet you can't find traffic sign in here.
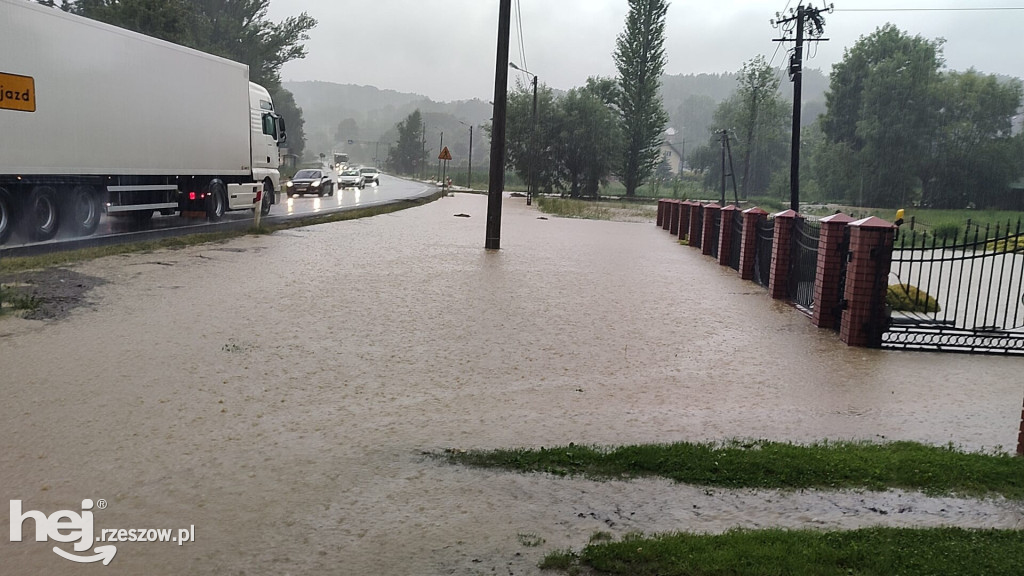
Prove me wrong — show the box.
[438,146,452,161]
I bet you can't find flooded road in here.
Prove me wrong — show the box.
[1,193,1022,574]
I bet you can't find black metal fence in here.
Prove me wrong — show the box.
[753,217,774,289]
[883,219,1024,355]
[709,210,721,259]
[789,219,821,314]
[692,205,704,250]
[729,210,743,271]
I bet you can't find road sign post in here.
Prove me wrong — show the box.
[439,146,452,196]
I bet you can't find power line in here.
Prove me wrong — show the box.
[514,0,529,85]
[835,7,1024,11]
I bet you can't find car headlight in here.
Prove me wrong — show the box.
[285,181,292,187]
[311,180,320,187]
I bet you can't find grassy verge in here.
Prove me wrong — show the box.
[443,440,1024,499]
[536,197,657,222]
[0,198,435,275]
[543,527,1024,575]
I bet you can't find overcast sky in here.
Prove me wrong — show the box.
[267,1,1024,102]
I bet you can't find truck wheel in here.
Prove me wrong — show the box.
[260,180,273,216]
[206,179,226,222]
[0,187,15,245]
[65,185,102,236]
[25,186,60,242]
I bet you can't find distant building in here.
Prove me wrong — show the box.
[661,127,685,176]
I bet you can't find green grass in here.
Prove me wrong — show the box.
[537,197,613,220]
[545,527,1024,575]
[443,440,1024,499]
[0,284,41,313]
[535,197,659,222]
[0,196,439,275]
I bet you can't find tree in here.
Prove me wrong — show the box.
[613,0,670,197]
[555,84,621,198]
[919,71,1023,208]
[820,25,943,207]
[388,110,424,176]
[185,0,316,89]
[678,94,716,149]
[66,0,197,44]
[272,87,306,160]
[504,81,560,194]
[712,56,789,198]
[335,118,360,145]
[820,24,1023,208]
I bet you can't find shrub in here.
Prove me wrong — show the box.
[887,284,940,313]
[984,234,1024,253]
[930,221,962,241]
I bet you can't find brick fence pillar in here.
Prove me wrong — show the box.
[701,203,721,256]
[656,199,666,228]
[662,199,673,231]
[678,200,692,241]
[687,202,702,249]
[768,210,799,300]
[840,216,895,348]
[739,207,768,281]
[669,200,682,236]
[718,205,738,266]
[812,212,854,330]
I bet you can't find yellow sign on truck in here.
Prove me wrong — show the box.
[0,72,35,112]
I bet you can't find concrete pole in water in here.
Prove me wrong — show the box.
[485,0,511,250]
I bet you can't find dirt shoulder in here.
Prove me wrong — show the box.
[0,267,106,321]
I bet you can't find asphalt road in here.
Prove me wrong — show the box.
[0,173,436,258]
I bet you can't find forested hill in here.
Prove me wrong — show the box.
[285,69,829,163]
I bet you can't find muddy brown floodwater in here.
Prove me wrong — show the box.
[1,193,1023,575]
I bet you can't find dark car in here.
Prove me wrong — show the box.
[359,167,380,186]
[286,169,334,197]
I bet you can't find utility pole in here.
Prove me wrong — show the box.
[528,74,537,206]
[421,125,427,180]
[436,131,444,183]
[510,62,538,206]
[720,130,727,206]
[486,0,512,250]
[772,3,831,212]
[467,125,473,189]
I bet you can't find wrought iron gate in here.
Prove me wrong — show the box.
[692,206,704,250]
[789,219,821,314]
[883,220,1024,355]
[729,210,743,271]
[753,217,774,289]
[709,210,721,259]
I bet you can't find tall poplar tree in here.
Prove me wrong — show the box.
[614,0,670,197]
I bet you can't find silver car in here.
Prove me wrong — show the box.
[337,169,365,189]
[359,167,380,186]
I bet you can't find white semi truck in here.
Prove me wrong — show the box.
[0,0,286,245]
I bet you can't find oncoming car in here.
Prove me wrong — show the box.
[285,169,334,197]
[337,169,365,189]
[359,167,380,186]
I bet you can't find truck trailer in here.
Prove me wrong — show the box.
[0,0,286,245]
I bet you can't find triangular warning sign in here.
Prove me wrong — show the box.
[438,146,452,161]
